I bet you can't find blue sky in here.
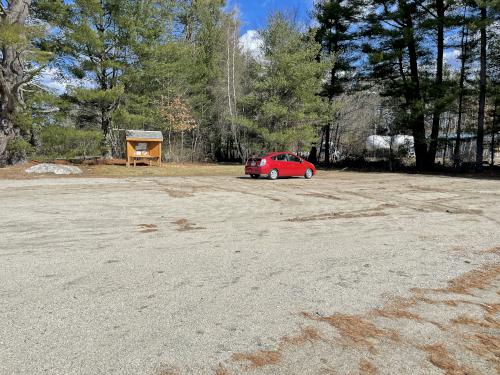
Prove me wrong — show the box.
[227,0,314,34]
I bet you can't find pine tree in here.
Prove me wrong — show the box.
[239,13,328,153]
[314,0,363,163]
[51,0,151,157]
[364,0,431,170]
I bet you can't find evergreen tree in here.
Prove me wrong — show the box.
[364,0,431,170]
[239,13,328,153]
[313,0,363,163]
[52,0,154,157]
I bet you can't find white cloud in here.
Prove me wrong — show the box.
[35,66,95,95]
[239,29,264,61]
[444,49,461,70]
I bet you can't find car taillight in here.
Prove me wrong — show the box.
[259,159,267,167]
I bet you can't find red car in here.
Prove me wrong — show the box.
[245,152,316,180]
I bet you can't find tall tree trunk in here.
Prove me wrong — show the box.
[400,0,427,170]
[318,127,325,161]
[454,17,469,167]
[427,0,445,168]
[0,0,33,165]
[442,113,451,165]
[324,124,331,163]
[101,108,113,159]
[226,25,243,161]
[491,100,497,166]
[476,7,487,171]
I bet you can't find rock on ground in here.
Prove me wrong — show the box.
[25,163,82,175]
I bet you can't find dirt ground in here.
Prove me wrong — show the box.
[0,169,499,375]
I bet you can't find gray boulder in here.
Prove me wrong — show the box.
[25,163,82,175]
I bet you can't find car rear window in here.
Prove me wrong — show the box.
[272,154,287,161]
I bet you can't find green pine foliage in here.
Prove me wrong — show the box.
[238,14,329,153]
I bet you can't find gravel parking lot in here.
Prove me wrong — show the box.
[1,171,499,374]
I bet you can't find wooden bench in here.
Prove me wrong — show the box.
[127,155,161,167]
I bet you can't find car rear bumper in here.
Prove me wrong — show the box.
[245,166,269,175]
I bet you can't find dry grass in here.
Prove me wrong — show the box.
[137,224,157,233]
[213,364,232,375]
[359,359,378,375]
[464,334,500,374]
[411,263,500,296]
[0,162,243,179]
[298,192,341,200]
[232,350,282,369]
[443,264,500,295]
[302,312,399,354]
[230,260,499,373]
[164,188,194,198]
[372,307,422,321]
[232,326,323,370]
[86,163,242,178]
[482,246,500,255]
[281,326,323,346]
[418,344,480,375]
[172,218,205,231]
[287,204,396,223]
[467,334,500,361]
[451,314,500,329]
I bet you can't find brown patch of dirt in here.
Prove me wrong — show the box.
[466,334,500,363]
[137,224,157,233]
[302,312,399,354]
[213,364,232,375]
[412,263,500,296]
[443,264,500,295]
[359,359,378,375]
[232,350,282,369]
[450,245,470,256]
[287,204,395,222]
[172,218,205,231]
[165,188,193,198]
[234,260,499,373]
[298,192,341,200]
[451,314,500,329]
[232,326,323,370]
[281,326,323,346]
[372,307,422,321]
[482,246,500,255]
[418,344,480,375]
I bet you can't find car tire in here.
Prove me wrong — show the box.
[250,174,260,179]
[304,168,313,179]
[268,169,278,180]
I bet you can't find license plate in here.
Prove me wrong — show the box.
[251,162,256,166]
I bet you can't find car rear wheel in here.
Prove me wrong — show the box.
[250,174,260,179]
[304,168,313,179]
[268,169,278,180]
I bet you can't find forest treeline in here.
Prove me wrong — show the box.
[0,0,499,170]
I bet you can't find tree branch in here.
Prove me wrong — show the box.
[13,64,46,91]
[0,3,7,17]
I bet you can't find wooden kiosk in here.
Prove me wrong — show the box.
[125,130,163,167]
